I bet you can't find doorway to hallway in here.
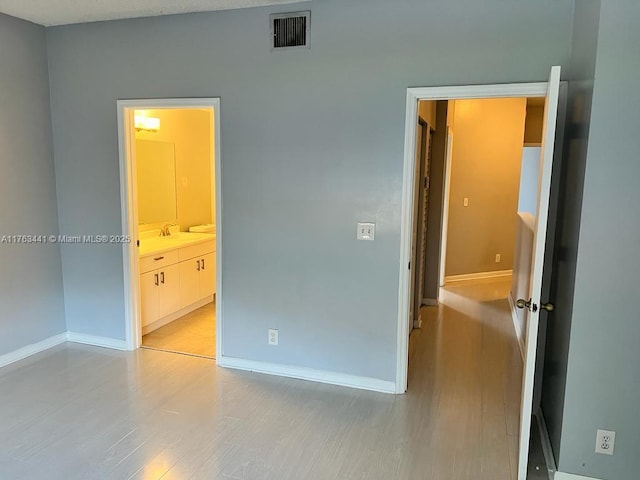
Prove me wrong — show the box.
[399,68,562,480]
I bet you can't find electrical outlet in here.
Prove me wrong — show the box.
[595,429,615,455]
[268,329,279,346]
[495,253,501,263]
[463,197,469,207]
[357,222,375,241]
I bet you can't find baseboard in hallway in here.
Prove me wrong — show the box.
[444,269,513,284]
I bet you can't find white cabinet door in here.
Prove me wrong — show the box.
[158,263,180,318]
[199,253,216,298]
[140,270,159,327]
[179,258,201,309]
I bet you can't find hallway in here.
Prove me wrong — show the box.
[408,277,522,479]
[0,279,523,479]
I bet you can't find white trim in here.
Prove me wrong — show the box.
[396,89,418,393]
[0,334,67,369]
[422,298,438,306]
[66,332,128,350]
[408,83,548,101]
[444,269,513,284]
[554,473,601,480]
[116,98,223,362]
[508,294,526,360]
[535,408,557,476]
[117,101,140,351]
[219,356,396,394]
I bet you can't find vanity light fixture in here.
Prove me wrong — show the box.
[134,115,160,132]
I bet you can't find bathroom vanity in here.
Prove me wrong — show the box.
[139,231,215,334]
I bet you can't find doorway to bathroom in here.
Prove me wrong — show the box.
[117,98,222,360]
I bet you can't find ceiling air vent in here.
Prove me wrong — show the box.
[271,11,310,49]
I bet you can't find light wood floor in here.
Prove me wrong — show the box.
[142,302,215,358]
[408,277,523,480]
[0,278,527,480]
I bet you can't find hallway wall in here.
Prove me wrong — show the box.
[445,98,527,277]
[423,101,448,300]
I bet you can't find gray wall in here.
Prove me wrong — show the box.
[46,0,573,382]
[0,13,66,355]
[555,0,640,478]
[540,0,601,465]
[445,98,526,276]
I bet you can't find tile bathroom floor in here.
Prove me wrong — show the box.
[142,301,215,358]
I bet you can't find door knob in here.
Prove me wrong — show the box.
[517,298,554,313]
[540,302,555,312]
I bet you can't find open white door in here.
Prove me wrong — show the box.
[517,66,561,480]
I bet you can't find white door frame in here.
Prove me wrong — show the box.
[116,98,223,360]
[396,82,549,394]
[438,127,453,288]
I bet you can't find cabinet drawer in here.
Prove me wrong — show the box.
[179,240,215,262]
[139,249,179,273]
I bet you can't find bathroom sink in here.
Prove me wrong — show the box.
[160,232,214,241]
[139,232,215,256]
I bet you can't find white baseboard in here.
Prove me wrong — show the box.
[422,297,438,306]
[508,294,525,360]
[444,269,512,284]
[218,356,396,394]
[555,472,601,480]
[66,332,127,350]
[0,333,67,369]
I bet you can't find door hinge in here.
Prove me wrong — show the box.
[408,261,411,270]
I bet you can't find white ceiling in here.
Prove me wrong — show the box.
[0,0,307,27]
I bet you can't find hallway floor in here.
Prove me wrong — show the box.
[142,302,215,358]
[0,278,529,479]
[408,277,522,479]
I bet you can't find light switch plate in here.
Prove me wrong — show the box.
[357,222,375,241]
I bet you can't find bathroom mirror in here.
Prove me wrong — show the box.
[136,140,177,224]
